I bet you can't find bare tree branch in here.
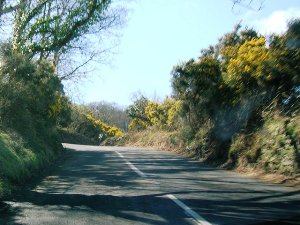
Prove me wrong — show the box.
[232,0,264,11]
[59,53,96,81]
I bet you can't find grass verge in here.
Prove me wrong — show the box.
[118,128,183,152]
[0,131,60,199]
[119,113,299,188]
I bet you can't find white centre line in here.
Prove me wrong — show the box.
[115,151,147,178]
[115,150,211,225]
[166,194,212,225]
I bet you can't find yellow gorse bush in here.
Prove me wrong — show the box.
[85,114,124,138]
[227,37,273,90]
[128,118,148,131]
[129,98,182,131]
[167,100,182,128]
[145,101,162,125]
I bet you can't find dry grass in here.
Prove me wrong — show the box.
[120,128,183,152]
[236,162,300,189]
[119,113,300,189]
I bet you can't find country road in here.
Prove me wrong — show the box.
[1,144,300,225]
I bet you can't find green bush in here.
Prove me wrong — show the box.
[226,113,299,175]
[259,115,299,175]
[0,132,57,197]
[228,134,245,161]
[0,42,67,198]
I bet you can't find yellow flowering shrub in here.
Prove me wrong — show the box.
[145,101,161,125]
[127,98,183,131]
[128,118,148,131]
[144,98,182,129]
[167,100,182,128]
[49,96,63,118]
[85,114,124,138]
[227,37,273,90]
[221,44,239,65]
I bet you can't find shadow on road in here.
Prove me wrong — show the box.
[1,148,300,225]
[3,189,300,225]
[3,191,190,225]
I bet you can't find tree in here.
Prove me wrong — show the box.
[268,19,300,113]
[0,42,66,147]
[0,0,24,18]
[232,0,264,11]
[172,56,223,131]
[13,0,113,55]
[87,101,128,131]
[1,0,124,80]
[126,96,150,124]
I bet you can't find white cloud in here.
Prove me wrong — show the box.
[253,8,300,35]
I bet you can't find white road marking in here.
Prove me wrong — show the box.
[115,151,147,178]
[166,194,212,225]
[115,150,211,225]
[115,151,124,158]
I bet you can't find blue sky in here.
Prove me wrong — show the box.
[72,0,300,107]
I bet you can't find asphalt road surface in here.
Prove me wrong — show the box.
[1,144,300,225]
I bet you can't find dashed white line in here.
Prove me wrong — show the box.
[115,151,147,178]
[166,194,212,225]
[115,150,211,225]
[115,151,124,158]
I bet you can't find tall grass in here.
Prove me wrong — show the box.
[120,128,183,151]
[0,132,56,198]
